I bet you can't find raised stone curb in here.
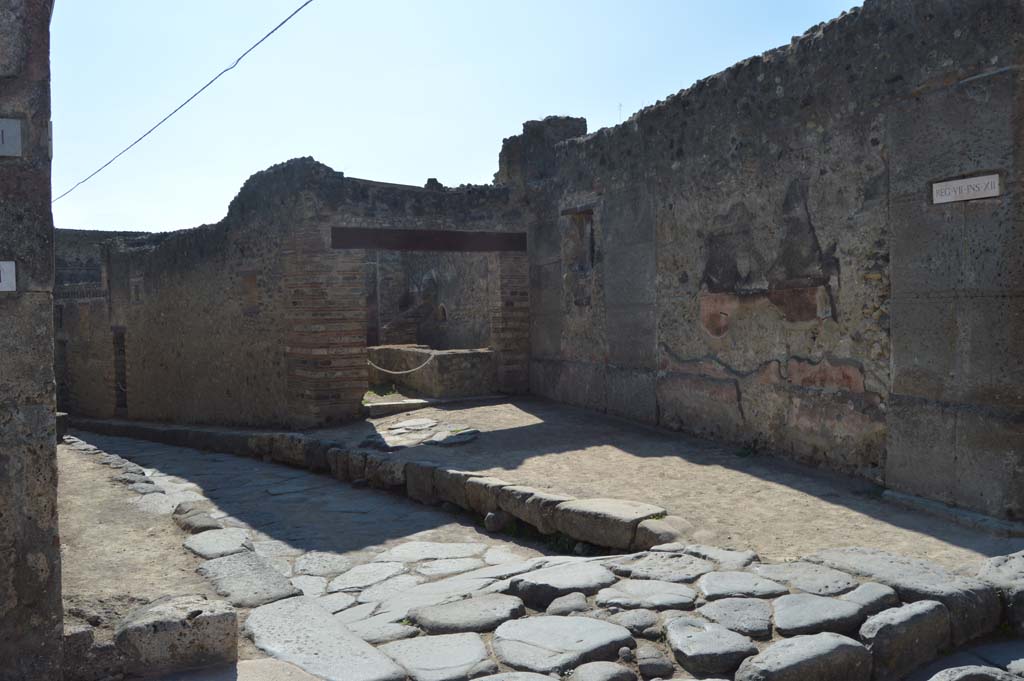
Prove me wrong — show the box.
[114,595,237,677]
[859,600,951,681]
[68,418,679,553]
[734,632,872,681]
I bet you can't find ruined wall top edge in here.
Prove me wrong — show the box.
[536,0,1022,156]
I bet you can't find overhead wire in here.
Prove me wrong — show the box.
[52,0,316,204]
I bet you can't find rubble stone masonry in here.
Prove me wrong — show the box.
[0,0,63,677]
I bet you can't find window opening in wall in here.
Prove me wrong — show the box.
[113,328,127,409]
[55,304,63,330]
[437,303,448,322]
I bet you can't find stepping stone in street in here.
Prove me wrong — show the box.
[596,579,697,610]
[610,553,716,583]
[666,619,757,675]
[698,597,773,638]
[750,561,858,596]
[328,562,405,592]
[734,632,871,681]
[510,562,618,609]
[184,528,252,560]
[379,633,497,681]
[698,571,789,600]
[416,558,486,577]
[294,551,352,577]
[411,593,526,634]
[198,551,301,608]
[375,541,487,563]
[492,616,635,673]
[244,596,405,681]
[773,593,865,636]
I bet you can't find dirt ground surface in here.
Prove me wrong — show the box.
[61,432,555,677]
[311,398,1024,570]
[58,444,222,644]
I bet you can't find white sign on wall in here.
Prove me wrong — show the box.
[932,174,1000,204]
[0,261,15,292]
[0,119,22,157]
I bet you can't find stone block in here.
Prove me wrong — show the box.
[364,453,406,490]
[405,460,439,505]
[244,595,405,681]
[631,515,693,551]
[326,447,348,481]
[114,595,237,676]
[464,476,510,515]
[807,547,1001,646]
[433,468,475,511]
[734,632,871,681]
[887,68,1015,199]
[497,485,575,535]
[889,297,958,402]
[885,397,957,506]
[347,450,367,481]
[948,408,1024,520]
[554,498,666,550]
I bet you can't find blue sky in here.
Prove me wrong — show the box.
[51,1,858,232]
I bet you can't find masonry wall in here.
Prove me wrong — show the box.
[0,1,63,677]
[504,0,1024,517]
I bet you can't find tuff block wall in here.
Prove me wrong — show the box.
[506,0,1024,517]
[0,0,63,677]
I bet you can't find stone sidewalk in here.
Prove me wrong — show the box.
[64,432,1024,681]
[73,398,1023,569]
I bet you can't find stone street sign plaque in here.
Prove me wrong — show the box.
[932,174,1000,204]
[0,118,22,157]
[0,261,15,292]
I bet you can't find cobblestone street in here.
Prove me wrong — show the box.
[59,432,1024,681]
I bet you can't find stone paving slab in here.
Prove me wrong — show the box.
[197,552,301,608]
[244,596,406,681]
[492,616,635,673]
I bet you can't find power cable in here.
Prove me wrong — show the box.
[52,0,316,204]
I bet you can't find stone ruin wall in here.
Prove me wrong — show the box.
[0,0,63,677]
[501,0,1024,518]
[56,160,528,428]
[54,0,1022,518]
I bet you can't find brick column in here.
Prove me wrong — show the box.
[282,218,367,428]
